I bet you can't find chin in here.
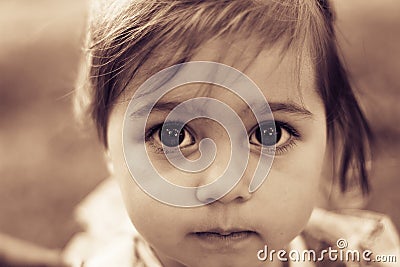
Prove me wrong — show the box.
[183,254,262,267]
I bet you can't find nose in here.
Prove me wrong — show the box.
[192,117,256,205]
[195,151,253,204]
[196,180,252,204]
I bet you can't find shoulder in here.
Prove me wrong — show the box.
[298,208,400,266]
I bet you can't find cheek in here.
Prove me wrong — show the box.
[254,129,326,248]
[110,141,183,241]
[112,158,194,259]
[107,105,185,251]
[254,170,317,249]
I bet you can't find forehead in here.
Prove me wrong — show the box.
[152,38,318,112]
[123,36,322,123]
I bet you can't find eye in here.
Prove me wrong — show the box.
[147,122,195,148]
[249,121,299,149]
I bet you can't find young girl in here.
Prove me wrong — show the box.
[65,0,399,266]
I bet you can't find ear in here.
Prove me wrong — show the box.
[105,149,115,175]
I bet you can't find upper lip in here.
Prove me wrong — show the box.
[195,227,254,235]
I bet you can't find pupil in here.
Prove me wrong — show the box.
[255,122,281,146]
[159,123,185,147]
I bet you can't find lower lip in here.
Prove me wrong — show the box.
[191,231,257,250]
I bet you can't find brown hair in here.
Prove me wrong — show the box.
[75,0,372,194]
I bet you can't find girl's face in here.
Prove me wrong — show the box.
[107,39,327,267]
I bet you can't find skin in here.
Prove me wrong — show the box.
[107,39,327,267]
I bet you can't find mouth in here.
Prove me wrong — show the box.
[195,230,254,239]
[190,228,258,249]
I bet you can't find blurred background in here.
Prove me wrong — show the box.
[0,0,399,252]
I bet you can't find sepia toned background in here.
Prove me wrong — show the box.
[0,0,399,251]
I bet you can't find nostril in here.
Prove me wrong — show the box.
[195,186,219,204]
[205,197,216,203]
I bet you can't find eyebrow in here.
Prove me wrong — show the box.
[130,100,313,119]
[252,101,313,118]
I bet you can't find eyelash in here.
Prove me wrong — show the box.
[270,121,300,155]
[144,121,301,156]
[145,123,195,155]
